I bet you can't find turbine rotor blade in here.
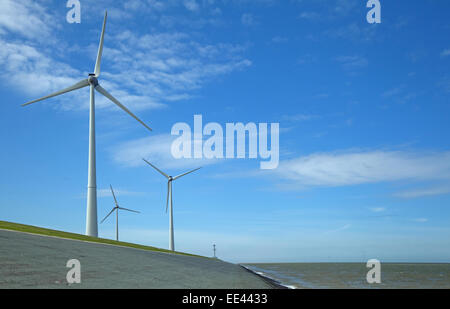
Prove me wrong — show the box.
[22,79,90,107]
[110,184,119,206]
[94,11,107,77]
[142,159,169,179]
[95,85,152,131]
[173,167,202,180]
[118,207,140,214]
[101,208,116,224]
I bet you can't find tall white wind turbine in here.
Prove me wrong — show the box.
[101,185,140,241]
[143,159,201,251]
[22,11,152,237]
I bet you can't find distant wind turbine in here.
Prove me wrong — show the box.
[143,159,201,251]
[22,11,152,237]
[101,185,140,241]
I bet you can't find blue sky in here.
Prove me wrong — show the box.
[0,0,450,263]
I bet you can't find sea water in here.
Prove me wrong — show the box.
[243,263,450,289]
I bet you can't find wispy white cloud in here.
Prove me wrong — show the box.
[101,31,251,108]
[275,150,450,188]
[0,0,56,40]
[123,0,148,11]
[381,85,417,105]
[297,54,318,65]
[335,55,368,70]
[0,0,252,113]
[271,36,288,44]
[323,224,351,235]
[370,207,386,213]
[333,0,358,15]
[111,134,220,170]
[0,39,83,98]
[382,86,405,98]
[298,11,320,20]
[282,113,318,122]
[439,77,450,93]
[183,0,200,12]
[241,13,257,26]
[325,23,378,42]
[295,0,358,19]
[394,185,450,199]
[440,49,450,57]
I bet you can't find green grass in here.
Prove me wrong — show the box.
[0,220,204,258]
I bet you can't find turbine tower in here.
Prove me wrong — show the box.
[101,185,140,241]
[143,159,201,251]
[22,11,152,237]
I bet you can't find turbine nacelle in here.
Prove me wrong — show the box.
[88,75,99,87]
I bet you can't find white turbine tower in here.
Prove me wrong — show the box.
[22,11,152,237]
[101,185,140,241]
[143,159,201,251]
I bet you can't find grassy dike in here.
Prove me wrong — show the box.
[0,220,203,258]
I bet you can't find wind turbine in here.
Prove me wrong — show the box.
[142,159,201,251]
[101,185,140,241]
[21,11,152,237]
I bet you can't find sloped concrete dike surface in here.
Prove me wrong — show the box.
[0,229,273,289]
